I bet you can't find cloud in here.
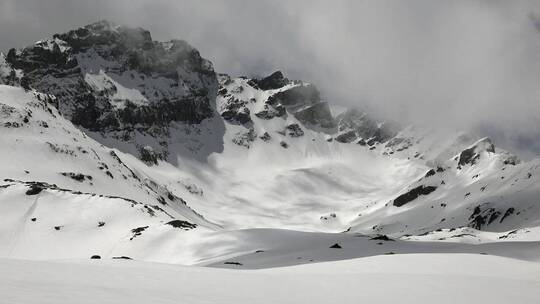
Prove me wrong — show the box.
[0,0,539,158]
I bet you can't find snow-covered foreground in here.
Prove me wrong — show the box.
[2,254,539,304]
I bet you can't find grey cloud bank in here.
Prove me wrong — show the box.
[1,0,539,158]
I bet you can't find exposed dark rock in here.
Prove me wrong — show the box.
[139,146,160,165]
[457,138,495,168]
[224,261,243,266]
[61,172,92,182]
[112,256,132,260]
[457,147,480,168]
[25,185,43,195]
[165,220,197,230]
[370,235,394,241]
[498,229,519,239]
[268,83,320,107]
[503,156,519,166]
[259,83,336,129]
[90,255,101,259]
[468,204,508,230]
[488,211,502,224]
[219,97,251,125]
[251,71,289,90]
[424,169,436,178]
[320,213,337,221]
[5,20,219,164]
[329,243,342,249]
[232,129,256,148]
[284,123,304,137]
[259,132,271,142]
[393,185,437,207]
[336,109,398,145]
[293,102,335,129]
[130,225,149,240]
[254,104,286,120]
[335,130,357,143]
[46,142,75,156]
[500,207,515,223]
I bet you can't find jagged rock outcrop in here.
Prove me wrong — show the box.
[248,71,289,90]
[265,82,335,129]
[0,53,19,85]
[284,123,304,137]
[218,96,252,125]
[456,138,495,168]
[335,109,397,145]
[393,185,437,207]
[294,102,335,129]
[335,130,358,143]
[268,83,319,107]
[3,20,222,163]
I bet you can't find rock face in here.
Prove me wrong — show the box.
[467,204,515,230]
[0,53,18,85]
[266,83,335,130]
[4,20,222,163]
[393,185,437,207]
[218,95,252,125]
[457,138,496,168]
[249,71,289,90]
[284,123,304,137]
[335,109,397,145]
[215,70,411,153]
[294,102,335,129]
[269,83,320,107]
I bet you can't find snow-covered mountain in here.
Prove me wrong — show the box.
[1,21,539,272]
[1,20,223,163]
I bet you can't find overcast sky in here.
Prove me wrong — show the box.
[1,0,539,158]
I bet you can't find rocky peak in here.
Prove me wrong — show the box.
[335,109,398,144]
[52,20,152,50]
[249,70,289,90]
[456,137,496,168]
[3,21,222,164]
[266,82,335,129]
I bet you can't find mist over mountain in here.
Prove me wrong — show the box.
[1,3,540,304]
[1,0,540,159]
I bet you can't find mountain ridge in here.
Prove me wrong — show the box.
[0,21,539,267]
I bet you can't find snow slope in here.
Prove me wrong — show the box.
[1,81,540,265]
[2,254,540,304]
[0,85,223,262]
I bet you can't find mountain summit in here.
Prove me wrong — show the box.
[0,21,539,269]
[2,20,221,163]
